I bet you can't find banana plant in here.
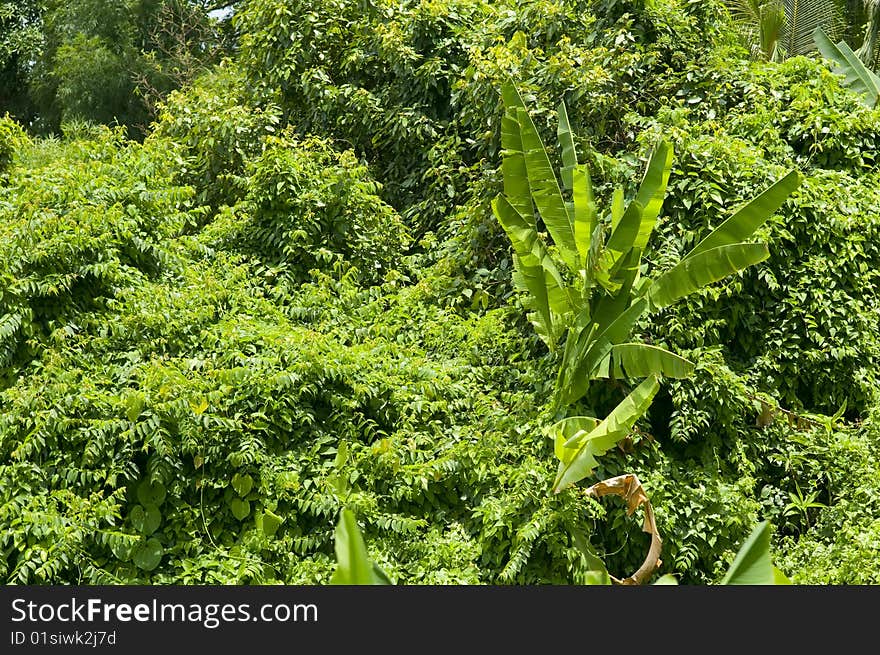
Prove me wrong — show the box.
[814,26,880,107]
[492,82,801,493]
[329,508,392,585]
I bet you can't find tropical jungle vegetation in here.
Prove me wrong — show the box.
[1,0,880,585]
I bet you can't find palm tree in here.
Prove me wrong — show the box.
[855,0,880,66]
[726,0,846,61]
[728,0,880,66]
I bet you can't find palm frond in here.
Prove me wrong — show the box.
[782,0,846,56]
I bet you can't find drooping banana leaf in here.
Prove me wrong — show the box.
[493,195,572,348]
[646,242,770,310]
[814,26,880,108]
[684,170,800,260]
[546,415,601,463]
[552,375,660,492]
[515,106,579,272]
[595,342,695,379]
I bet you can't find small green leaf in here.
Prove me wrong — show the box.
[230,498,251,521]
[136,480,166,507]
[125,392,144,422]
[133,538,163,572]
[257,510,284,538]
[231,473,254,497]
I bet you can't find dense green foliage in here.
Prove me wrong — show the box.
[2,0,879,585]
[0,0,230,135]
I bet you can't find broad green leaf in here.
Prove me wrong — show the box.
[653,574,679,585]
[515,106,578,271]
[610,187,624,230]
[137,480,166,507]
[721,521,778,585]
[598,202,644,294]
[231,472,254,497]
[596,343,695,380]
[229,497,251,520]
[334,441,349,470]
[685,170,800,260]
[553,375,659,492]
[605,242,642,294]
[604,200,643,255]
[501,79,527,112]
[130,504,161,535]
[646,243,769,310]
[583,570,612,585]
[494,195,572,348]
[632,140,673,251]
[108,532,136,562]
[572,165,598,264]
[546,415,601,463]
[330,509,390,585]
[133,538,163,572]
[773,566,792,584]
[557,101,577,192]
[557,298,648,407]
[814,27,880,108]
[257,510,284,538]
[500,111,533,222]
[571,529,609,576]
[125,391,144,422]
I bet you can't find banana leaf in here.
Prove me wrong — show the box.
[685,170,800,260]
[814,27,880,108]
[647,242,770,310]
[596,342,695,379]
[632,140,673,252]
[493,195,572,348]
[552,376,660,492]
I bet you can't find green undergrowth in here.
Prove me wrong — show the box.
[1,0,880,584]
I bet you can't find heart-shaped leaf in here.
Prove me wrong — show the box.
[231,473,253,497]
[137,480,166,507]
[129,504,161,535]
[258,510,284,538]
[130,505,146,533]
[230,498,251,521]
[133,538,163,572]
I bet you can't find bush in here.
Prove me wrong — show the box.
[152,65,282,210]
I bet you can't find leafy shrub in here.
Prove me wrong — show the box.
[202,131,410,285]
[152,65,282,210]
[0,114,26,174]
[0,125,197,379]
[234,0,735,235]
